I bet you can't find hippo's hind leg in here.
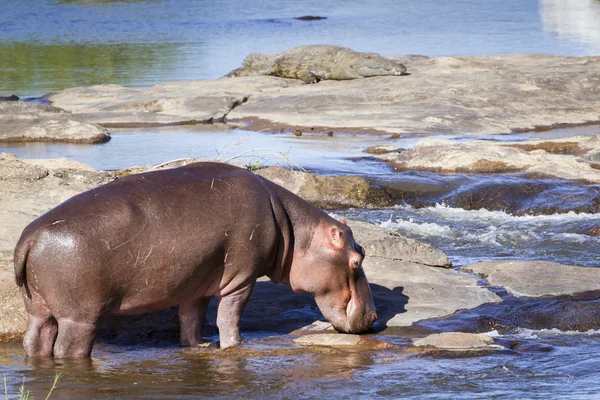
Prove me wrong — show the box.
[179,297,211,347]
[23,312,58,357]
[53,318,97,358]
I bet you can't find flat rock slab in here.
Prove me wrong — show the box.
[379,136,600,183]
[364,258,501,327]
[463,260,600,298]
[293,334,362,346]
[228,54,600,135]
[47,77,302,127]
[413,332,494,349]
[0,102,110,143]
[46,54,600,135]
[346,219,451,267]
[412,332,502,350]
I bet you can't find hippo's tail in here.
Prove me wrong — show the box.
[14,234,33,288]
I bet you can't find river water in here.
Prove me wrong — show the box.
[2,0,600,398]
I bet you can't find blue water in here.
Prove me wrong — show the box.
[2,0,600,95]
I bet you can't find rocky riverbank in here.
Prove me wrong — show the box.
[40,54,600,136]
[1,155,599,347]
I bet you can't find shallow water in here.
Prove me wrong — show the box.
[2,330,600,399]
[3,0,600,96]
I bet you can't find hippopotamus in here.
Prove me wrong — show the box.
[14,162,377,358]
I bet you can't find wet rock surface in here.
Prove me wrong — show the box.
[293,334,362,346]
[46,54,600,135]
[373,170,600,216]
[0,101,110,143]
[412,332,501,350]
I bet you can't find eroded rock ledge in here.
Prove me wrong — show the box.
[0,102,110,144]
[46,54,600,135]
[378,135,600,183]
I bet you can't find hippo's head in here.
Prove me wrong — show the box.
[289,219,377,333]
[349,52,407,78]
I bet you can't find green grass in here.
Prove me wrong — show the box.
[3,373,61,400]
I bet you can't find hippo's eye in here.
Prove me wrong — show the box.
[351,259,360,269]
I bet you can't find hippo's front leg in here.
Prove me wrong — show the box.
[216,284,254,348]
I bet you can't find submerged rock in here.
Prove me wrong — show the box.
[293,334,362,346]
[412,332,502,350]
[364,145,403,155]
[0,101,110,144]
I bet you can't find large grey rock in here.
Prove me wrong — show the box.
[293,334,361,346]
[463,260,600,298]
[255,166,388,208]
[412,332,502,350]
[380,136,600,183]
[0,101,110,143]
[346,219,451,267]
[228,54,600,135]
[364,258,501,327]
[47,54,600,135]
[46,78,301,128]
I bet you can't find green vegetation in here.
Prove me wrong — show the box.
[3,373,61,400]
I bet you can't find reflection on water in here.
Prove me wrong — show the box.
[0,42,184,95]
[2,0,598,96]
[0,128,398,175]
[539,0,600,50]
[2,332,600,398]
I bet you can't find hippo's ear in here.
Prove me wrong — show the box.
[338,217,348,225]
[330,226,346,249]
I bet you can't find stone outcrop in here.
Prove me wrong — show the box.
[463,260,600,298]
[346,220,451,267]
[46,54,600,135]
[412,332,502,350]
[379,135,600,183]
[255,166,390,208]
[365,258,501,328]
[0,101,110,143]
[46,78,301,128]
